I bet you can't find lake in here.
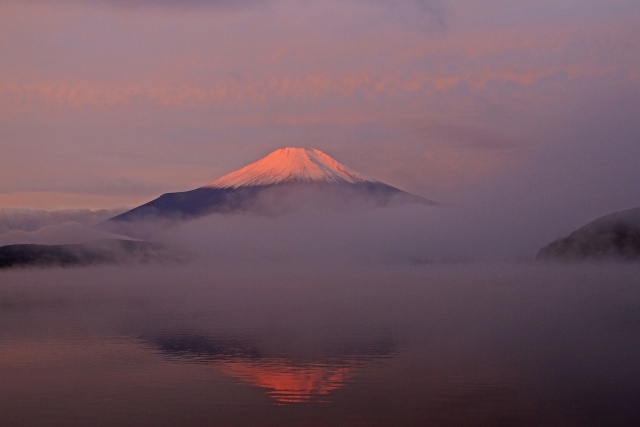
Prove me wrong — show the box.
[1,262,639,426]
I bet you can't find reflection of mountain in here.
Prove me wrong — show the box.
[218,360,357,403]
[148,333,396,404]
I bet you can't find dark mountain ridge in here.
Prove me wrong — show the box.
[105,181,434,225]
[537,207,640,262]
[0,239,175,269]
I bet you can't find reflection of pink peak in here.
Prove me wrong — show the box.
[206,147,380,189]
[217,358,357,403]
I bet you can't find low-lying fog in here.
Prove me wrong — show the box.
[2,202,640,425]
[2,260,640,426]
[0,193,565,265]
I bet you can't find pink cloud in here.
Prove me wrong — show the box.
[0,0,638,213]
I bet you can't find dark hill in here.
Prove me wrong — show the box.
[0,239,174,269]
[537,207,640,262]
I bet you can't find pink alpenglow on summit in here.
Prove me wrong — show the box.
[206,148,380,189]
[104,147,435,228]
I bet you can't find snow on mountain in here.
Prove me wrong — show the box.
[103,147,435,230]
[205,147,380,189]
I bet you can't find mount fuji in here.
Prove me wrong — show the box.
[105,148,435,225]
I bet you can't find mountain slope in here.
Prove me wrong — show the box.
[104,147,435,226]
[537,207,640,262]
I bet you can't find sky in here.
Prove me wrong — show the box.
[1,0,639,243]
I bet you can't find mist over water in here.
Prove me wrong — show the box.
[103,187,545,265]
[2,255,640,425]
[0,181,617,264]
[2,0,639,422]
[1,199,640,425]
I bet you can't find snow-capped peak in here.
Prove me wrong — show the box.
[205,147,380,189]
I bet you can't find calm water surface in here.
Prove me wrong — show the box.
[1,263,639,426]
